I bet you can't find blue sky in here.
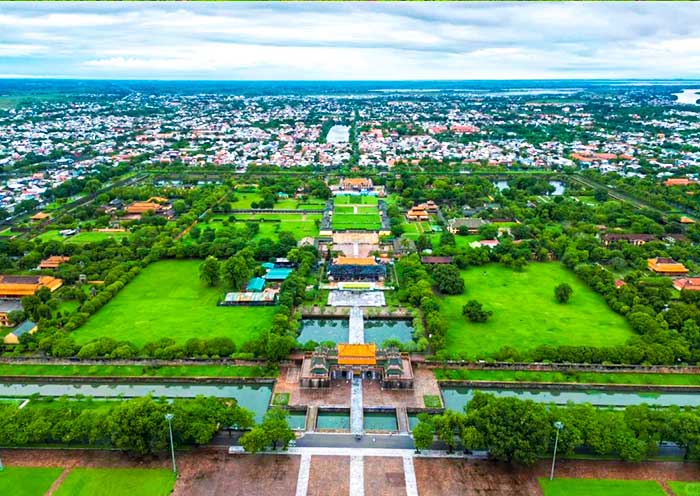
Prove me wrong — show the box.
[1,2,700,80]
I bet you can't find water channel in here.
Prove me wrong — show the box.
[298,318,414,346]
[442,387,700,412]
[0,382,272,423]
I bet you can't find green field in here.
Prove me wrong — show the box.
[332,201,381,230]
[0,467,63,496]
[54,468,175,496]
[0,363,276,378]
[200,213,319,240]
[540,479,665,496]
[72,260,276,347]
[230,191,263,208]
[440,263,632,358]
[669,481,700,496]
[434,369,700,386]
[334,195,378,205]
[36,230,128,244]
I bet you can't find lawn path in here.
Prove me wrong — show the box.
[45,467,73,496]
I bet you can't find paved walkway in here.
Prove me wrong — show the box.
[295,452,311,496]
[350,455,364,496]
[349,306,364,344]
[403,454,419,496]
[351,377,364,436]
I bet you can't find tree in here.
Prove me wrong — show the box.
[468,393,550,465]
[462,300,492,323]
[260,408,295,450]
[432,264,464,295]
[554,283,573,303]
[199,256,220,287]
[108,396,168,457]
[240,426,269,453]
[594,189,609,202]
[412,420,434,453]
[222,255,251,290]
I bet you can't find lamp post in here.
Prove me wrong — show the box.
[550,421,564,481]
[165,413,176,474]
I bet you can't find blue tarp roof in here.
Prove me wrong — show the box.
[261,262,275,270]
[246,277,266,292]
[264,268,293,281]
[13,320,37,337]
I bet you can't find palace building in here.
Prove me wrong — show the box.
[328,257,386,282]
[300,343,414,389]
[0,275,63,298]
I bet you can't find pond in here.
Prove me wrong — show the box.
[288,411,307,430]
[364,411,398,431]
[364,319,414,346]
[0,382,272,423]
[442,387,700,412]
[673,89,700,105]
[297,319,349,345]
[407,413,421,432]
[492,180,564,195]
[326,125,350,143]
[316,411,350,431]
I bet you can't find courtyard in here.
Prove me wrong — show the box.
[72,260,276,347]
[440,263,633,359]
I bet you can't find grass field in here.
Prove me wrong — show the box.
[669,481,700,496]
[0,363,276,378]
[200,214,320,240]
[440,263,632,358]
[0,467,63,496]
[540,478,665,496]
[230,192,263,209]
[434,369,700,386]
[72,260,276,348]
[36,230,128,244]
[54,468,175,496]
[334,195,378,205]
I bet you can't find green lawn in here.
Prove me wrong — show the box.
[36,230,128,244]
[72,260,276,347]
[441,263,632,358]
[54,468,175,496]
[332,198,382,230]
[200,214,319,240]
[230,192,263,208]
[0,363,276,378]
[334,195,378,205]
[540,478,665,496]
[434,369,700,386]
[669,481,700,496]
[0,467,63,496]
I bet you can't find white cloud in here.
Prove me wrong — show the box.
[1,2,700,79]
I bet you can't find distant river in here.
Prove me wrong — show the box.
[326,125,350,143]
[673,89,700,105]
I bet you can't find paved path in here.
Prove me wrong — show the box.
[351,377,364,436]
[403,454,419,496]
[349,306,364,344]
[295,433,414,450]
[295,452,311,496]
[350,455,365,496]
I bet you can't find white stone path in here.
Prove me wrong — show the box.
[350,376,363,437]
[402,454,419,496]
[348,306,364,344]
[350,455,365,496]
[295,452,311,496]
[290,448,418,496]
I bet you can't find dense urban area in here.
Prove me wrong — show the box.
[1,79,700,496]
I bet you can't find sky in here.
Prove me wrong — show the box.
[1,2,700,80]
